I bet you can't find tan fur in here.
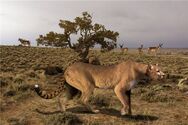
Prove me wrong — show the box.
[35,60,165,115]
[65,60,164,115]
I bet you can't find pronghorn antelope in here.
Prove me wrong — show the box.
[18,38,31,46]
[138,44,144,54]
[119,44,128,53]
[148,43,163,55]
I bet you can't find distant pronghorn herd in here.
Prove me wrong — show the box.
[17,38,163,55]
[119,43,163,55]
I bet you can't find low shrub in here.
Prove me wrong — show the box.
[89,94,110,107]
[7,116,28,125]
[140,91,175,103]
[0,78,8,87]
[3,90,16,97]
[44,112,82,125]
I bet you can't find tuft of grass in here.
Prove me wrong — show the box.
[3,90,17,97]
[0,76,13,87]
[25,70,39,78]
[138,84,178,103]
[177,78,188,92]
[13,90,31,101]
[0,78,8,87]
[87,121,101,125]
[140,91,175,103]
[7,117,28,125]
[3,79,33,101]
[14,77,24,84]
[178,51,188,55]
[89,94,110,107]
[44,112,82,125]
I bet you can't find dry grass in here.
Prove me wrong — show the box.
[0,46,188,125]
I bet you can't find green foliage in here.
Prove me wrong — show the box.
[36,32,68,47]
[36,11,119,59]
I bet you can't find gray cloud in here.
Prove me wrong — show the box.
[0,0,188,48]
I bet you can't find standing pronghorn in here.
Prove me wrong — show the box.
[18,38,31,46]
[148,43,163,55]
[119,44,128,53]
[137,44,144,55]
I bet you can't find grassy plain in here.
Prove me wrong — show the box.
[0,46,188,125]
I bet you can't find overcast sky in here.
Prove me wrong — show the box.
[0,0,188,48]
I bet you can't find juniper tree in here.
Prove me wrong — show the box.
[36,12,119,60]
